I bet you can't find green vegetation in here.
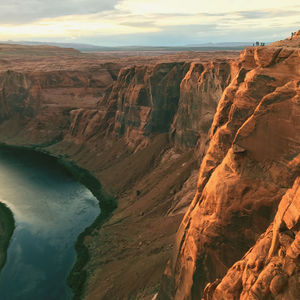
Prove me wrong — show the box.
[0,202,15,271]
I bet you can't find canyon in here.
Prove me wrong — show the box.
[0,31,299,300]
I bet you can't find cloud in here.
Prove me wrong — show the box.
[0,0,119,24]
[237,9,300,20]
[119,21,155,28]
[0,0,299,45]
[116,0,300,15]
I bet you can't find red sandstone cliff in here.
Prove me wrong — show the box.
[172,60,238,152]
[158,46,300,299]
[205,177,300,299]
[0,40,299,300]
[0,45,239,299]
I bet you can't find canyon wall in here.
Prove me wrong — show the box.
[0,47,239,299]
[172,60,238,155]
[0,58,236,151]
[0,64,119,145]
[205,177,300,299]
[158,46,300,299]
[2,43,298,300]
[66,60,237,151]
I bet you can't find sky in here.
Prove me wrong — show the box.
[0,0,299,46]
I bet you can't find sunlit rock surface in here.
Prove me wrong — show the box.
[158,45,300,299]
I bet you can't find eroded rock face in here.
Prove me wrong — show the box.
[205,177,300,300]
[106,62,191,147]
[158,46,300,299]
[70,59,238,151]
[0,71,33,121]
[172,60,238,154]
[0,45,240,300]
[0,55,238,152]
[0,65,119,145]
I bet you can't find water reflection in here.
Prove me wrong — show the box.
[0,147,100,300]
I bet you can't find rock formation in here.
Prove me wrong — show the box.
[158,45,300,299]
[0,34,299,300]
[172,60,238,153]
[204,177,299,299]
[0,44,240,299]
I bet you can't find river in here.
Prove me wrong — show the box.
[0,147,100,300]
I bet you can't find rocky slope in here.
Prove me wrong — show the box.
[158,45,300,299]
[0,44,239,299]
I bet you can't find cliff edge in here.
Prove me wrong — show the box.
[158,43,300,299]
[270,30,300,48]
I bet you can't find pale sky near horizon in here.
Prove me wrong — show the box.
[0,0,299,46]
